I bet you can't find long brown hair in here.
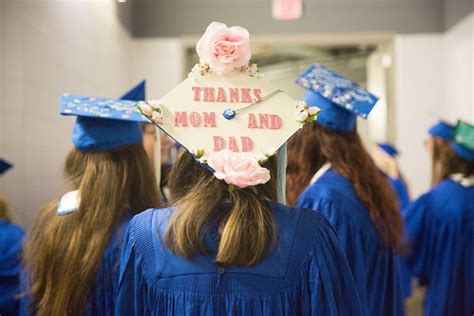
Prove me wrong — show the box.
[287,123,403,250]
[432,139,474,185]
[165,149,278,267]
[23,143,160,316]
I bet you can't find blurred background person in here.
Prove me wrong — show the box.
[0,159,26,316]
[424,121,456,187]
[402,120,474,316]
[21,86,161,316]
[371,142,411,210]
[287,65,404,315]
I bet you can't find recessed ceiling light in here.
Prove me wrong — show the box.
[117,0,127,3]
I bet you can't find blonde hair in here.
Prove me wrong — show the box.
[165,149,278,267]
[23,143,161,316]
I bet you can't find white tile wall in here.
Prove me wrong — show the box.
[0,0,183,229]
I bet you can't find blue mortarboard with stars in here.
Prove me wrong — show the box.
[296,64,379,132]
[60,81,148,151]
[427,120,455,141]
[377,143,399,157]
[451,120,474,162]
[0,158,13,175]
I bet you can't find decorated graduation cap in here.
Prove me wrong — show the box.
[452,120,474,162]
[0,158,13,176]
[60,81,148,151]
[136,22,318,197]
[295,64,379,132]
[427,120,455,141]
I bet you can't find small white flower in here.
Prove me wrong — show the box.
[138,102,153,116]
[296,110,309,123]
[295,100,307,112]
[148,100,162,110]
[151,111,162,124]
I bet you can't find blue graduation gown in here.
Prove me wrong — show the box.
[20,216,131,316]
[402,179,474,316]
[387,176,410,210]
[0,220,25,316]
[116,203,363,315]
[297,169,404,316]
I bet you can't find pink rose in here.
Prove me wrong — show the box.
[207,150,271,188]
[308,107,320,115]
[196,22,251,75]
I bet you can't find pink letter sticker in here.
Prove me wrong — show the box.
[192,86,202,101]
[248,113,258,129]
[174,112,188,127]
[213,136,226,151]
[241,137,254,152]
[189,112,201,127]
[203,87,215,102]
[270,114,282,129]
[203,112,216,128]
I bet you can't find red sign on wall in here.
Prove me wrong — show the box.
[273,0,303,20]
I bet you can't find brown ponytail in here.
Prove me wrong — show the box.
[287,123,403,250]
[165,149,277,267]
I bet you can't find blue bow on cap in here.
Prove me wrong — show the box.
[427,121,454,141]
[61,81,147,151]
[296,64,379,132]
[0,158,12,175]
[377,143,399,157]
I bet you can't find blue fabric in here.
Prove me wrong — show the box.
[378,143,399,157]
[0,159,12,175]
[296,169,405,316]
[387,176,410,210]
[0,220,25,316]
[304,90,356,132]
[116,203,363,315]
[401,179,474,316]
[296,64,379,132]
[120,80,146,101]
[427,121,454,140]
[451,142,474,161]
[20,217,132,316]
[61,81,147,151]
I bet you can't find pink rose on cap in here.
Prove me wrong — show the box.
[207,150,270,188]
[196,22,251,75]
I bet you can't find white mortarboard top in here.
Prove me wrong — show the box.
[137,22,319,192]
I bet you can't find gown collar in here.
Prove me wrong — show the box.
[57,190,80,216]
[449,173,474,187]
[310,162,332,185]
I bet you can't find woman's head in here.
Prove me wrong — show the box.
[287,122,403,250]
[430,139,474,185]
[24,142,160,316]
[165,149,277,267]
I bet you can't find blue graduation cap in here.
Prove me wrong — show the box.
[451,120,474,161]
[427,120,454,141]
[296,64,379,132]
[0,158,13,175]
[377,143,399,157]
[60,81,148,151]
